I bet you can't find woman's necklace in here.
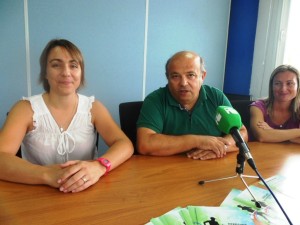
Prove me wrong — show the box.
[60,96,78,132]
[271,108,290,129]
[47,95,78,133]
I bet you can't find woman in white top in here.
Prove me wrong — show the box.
[0,39,133,193]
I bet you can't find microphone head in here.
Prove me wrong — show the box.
[215,106,242,134]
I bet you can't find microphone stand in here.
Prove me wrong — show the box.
[233,132,293,224]
[199,151,262,208]
[199,148,293,225]
[252,162,293,225]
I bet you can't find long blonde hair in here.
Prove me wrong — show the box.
[266,65,300,120]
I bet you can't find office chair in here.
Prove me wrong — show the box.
[230,99,253,130]
[119,101,143,154]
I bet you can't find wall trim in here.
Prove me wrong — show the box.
[24,0,31,97]
[142,0,149,100]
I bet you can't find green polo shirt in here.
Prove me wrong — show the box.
[137,85,231,136]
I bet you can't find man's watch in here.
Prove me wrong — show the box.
[96,158,111,175]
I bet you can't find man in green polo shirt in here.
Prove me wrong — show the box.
[136,51,248,160]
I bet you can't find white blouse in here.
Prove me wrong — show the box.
[22,94,97,165]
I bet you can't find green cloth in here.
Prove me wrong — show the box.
[137,85,231,136]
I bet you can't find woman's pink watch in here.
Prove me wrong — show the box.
[96,158,111,175]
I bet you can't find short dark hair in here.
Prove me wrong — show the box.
[164,51,206,78]
[39,39,85,92]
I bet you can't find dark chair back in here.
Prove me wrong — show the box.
[119,101,143,154]
[230,100,253,130]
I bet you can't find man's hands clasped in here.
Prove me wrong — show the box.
[186,136,230,160]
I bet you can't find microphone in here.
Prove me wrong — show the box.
[215,106,293,224]
[215,106,257,170]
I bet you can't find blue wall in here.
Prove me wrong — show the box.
[0,1,27,121]
[146,0,230,94]
[0,0,231,151]
[224,0,259,96]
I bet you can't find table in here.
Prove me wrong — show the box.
[1,142,299,225]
